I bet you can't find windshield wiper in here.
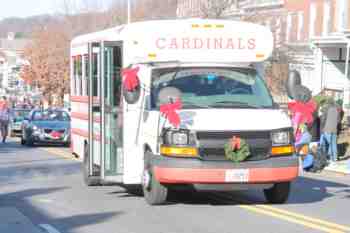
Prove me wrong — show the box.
[181,101,210,109]
[209,101,259,109]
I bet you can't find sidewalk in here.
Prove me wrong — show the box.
[325,130,350,175]
[323,159,350,175]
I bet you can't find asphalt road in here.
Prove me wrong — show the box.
[0,139,350,233]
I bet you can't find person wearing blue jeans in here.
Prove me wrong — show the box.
[319,99,339,164]
[320,133,337,162]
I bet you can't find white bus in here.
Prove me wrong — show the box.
[70,19,298,205]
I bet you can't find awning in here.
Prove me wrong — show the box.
[311,34,350,47]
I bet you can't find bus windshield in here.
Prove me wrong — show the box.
[151,67,274,109]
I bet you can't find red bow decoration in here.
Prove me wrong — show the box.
[51,131,62,138]
[230,136,241,151]
[122,66,140,91]
[288,99,317,125]
[160,98,182,128]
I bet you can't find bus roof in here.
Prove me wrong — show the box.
[71,19,274,65]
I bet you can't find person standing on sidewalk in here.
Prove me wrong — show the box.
[0,96,11,143]
[320,99,339,165]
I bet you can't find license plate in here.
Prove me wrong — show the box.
[225,169,249,182]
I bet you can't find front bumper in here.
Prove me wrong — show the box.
[151,155,298,185]
[31,134,70,144]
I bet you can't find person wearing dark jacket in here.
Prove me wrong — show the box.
[319,99,339,165]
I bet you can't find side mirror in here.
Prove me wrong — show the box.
[286,70,301,99]
[122,66,141,105]
[123,83,141,104]
[293,85,312,103]
[157,86,182,105]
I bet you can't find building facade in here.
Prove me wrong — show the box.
[176,0,350,110]
[0,33,30,97]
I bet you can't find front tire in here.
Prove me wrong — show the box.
[142,151,168,205]
[83,144,100,186]
[264,182,291,204]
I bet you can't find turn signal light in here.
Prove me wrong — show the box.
[160,146,199,157]
[271,145,294,155]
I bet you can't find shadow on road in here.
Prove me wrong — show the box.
[105,175,350,206]
[0,140,38,153]
[0,140,81,185]
[0,187,122,233]
[0,157,69,166]
[0,162,81,185]
[286,176,350,204]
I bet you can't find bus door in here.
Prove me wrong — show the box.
[88,41,123,183]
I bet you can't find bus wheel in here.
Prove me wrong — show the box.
[264,182,291,204]
[142,152,168,205]
[83,144,100,186]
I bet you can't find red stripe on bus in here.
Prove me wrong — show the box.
[154,166,298,184]
[71,96,100,104]
[71,128,101,141]
[71,112,101,123]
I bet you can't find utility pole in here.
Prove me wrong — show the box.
[127,0,131,24]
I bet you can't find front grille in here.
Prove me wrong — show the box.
[44,129,52,134]
[196,130,271,161]
[196,130,270,140]
[44,129,65,134]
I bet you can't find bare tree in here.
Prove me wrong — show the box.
[200,0,235,18]
[20,0,178,105]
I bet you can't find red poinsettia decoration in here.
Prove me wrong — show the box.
[230,136,241,151]
[160,98,182,128]
[288,99,317,125]
[122,66,140,91]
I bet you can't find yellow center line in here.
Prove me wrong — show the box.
[38,146,350,232]
[257,204,350,232]
[239,205,345,233]
[41,148,80,161]
[212,193,349,233]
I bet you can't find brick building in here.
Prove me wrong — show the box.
[176,0,350,110]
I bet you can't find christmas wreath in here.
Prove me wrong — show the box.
[224,136,251,163]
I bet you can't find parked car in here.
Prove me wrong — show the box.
[21,109,71,146]
[9,109,31,137]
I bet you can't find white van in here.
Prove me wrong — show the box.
[70,19,298,205]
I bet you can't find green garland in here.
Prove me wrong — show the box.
[224,138,251,163]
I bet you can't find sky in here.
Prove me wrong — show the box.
[0,0,115,20]
[0,0,56,19]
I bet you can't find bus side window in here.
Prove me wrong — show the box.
[72,56,77,96]
[83,54,89,96]
[92,53,99,97]
[113,46,122,107]
[77,55,83,96]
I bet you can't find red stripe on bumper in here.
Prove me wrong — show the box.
[154,166,298,184]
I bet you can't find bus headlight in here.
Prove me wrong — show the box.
[161,129,198,157]
[271,131,290,145]
[162,129,196,146]
[271,130,294,156]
